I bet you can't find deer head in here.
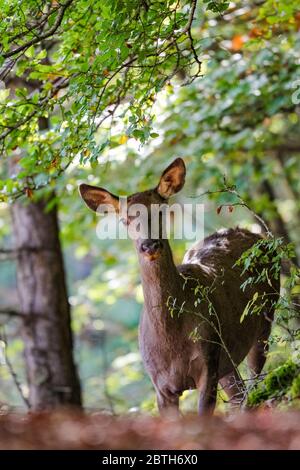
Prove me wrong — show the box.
[79,158,186,261]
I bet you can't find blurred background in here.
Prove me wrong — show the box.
[0,0,299,414]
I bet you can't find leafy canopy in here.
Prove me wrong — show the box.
[0,0,229,200]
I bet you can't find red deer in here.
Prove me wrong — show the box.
[79,158,279,415]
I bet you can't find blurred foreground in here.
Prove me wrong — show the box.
[0,410,299,450]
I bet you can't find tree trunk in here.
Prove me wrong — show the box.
[10,197,82,409]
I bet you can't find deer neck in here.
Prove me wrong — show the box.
[136,240,182,318]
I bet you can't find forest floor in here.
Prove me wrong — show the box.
[0,409,299,449]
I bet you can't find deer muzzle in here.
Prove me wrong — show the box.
[140,239,163,260]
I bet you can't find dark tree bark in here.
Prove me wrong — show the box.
[10,197,82,409]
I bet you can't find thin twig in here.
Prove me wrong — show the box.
[0,308,21,317]
[2,0,74,59]
[0,76,70,141]
[0,326,30,409]
[189,184,273,236]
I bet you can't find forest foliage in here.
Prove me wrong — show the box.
[0,0,299,412]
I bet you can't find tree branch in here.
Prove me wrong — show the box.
[183,0,198,34]
[2,0,74,59]
[189,183,273,236]
[0,308,21,317]
[0,326,30,409]
[0,248,17,260]
[0,76,70,141]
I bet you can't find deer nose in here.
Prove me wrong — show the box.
[141,239,162,255]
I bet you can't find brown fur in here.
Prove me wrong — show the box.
[79,159,279,415]
[138,227,279,414]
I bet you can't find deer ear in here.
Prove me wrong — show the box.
[79,184,119,213]
[156,158,186,199]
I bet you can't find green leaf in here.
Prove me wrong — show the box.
[25,45,35,58]
[0,88,10,102]
[240,292,259,323]
[36,49,47,60]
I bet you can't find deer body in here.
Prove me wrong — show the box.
[80,158,279,415]
[138,227,279,413]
